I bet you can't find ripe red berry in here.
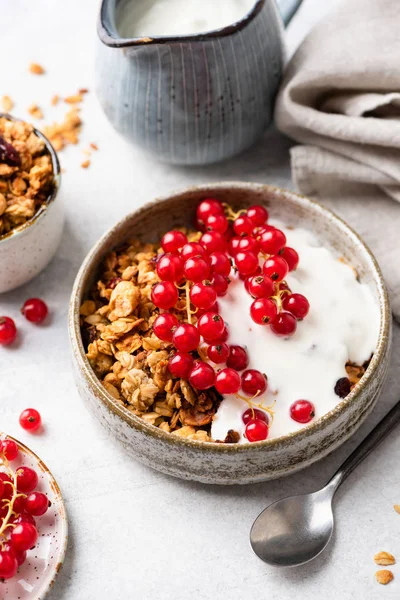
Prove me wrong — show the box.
[233,215,253,236]
[168,352,194,378]
[11,522,38,551]
[173,323,200,352]
[207,342,230,364]
[0,550,18,579]
[200,231,228,253]
[21,298,48,324]
[241,370,268,396]
[189,360,215,390]
[0,439,19,461]
[2,542,26,567]
[0,316,17,346]
[246,205,268,226]
[260,228,286,255]
[250,297,277,325]
[153,313,178,341]
[226,345,249,371]
[270,312,297,336]
[161,230,187,253]
[215,368,241,394]
[290,400,315,424]
[206,213,228,234]
[25,492,50,517]
[181,242,206,260]
[210,252,231,276]
[234,252,259,276]
[16,466,38,493]
[151,281,178,310]
[196,199,224,228]
[245,274,274,299]
[262,256,289,282]
[229,236,259,256]
[13,513,36,527]
[242,408,269,425]
[13,495,26,514]
[156,253,183,282]
[245,418,269,442]
[281,246,299,271]
[197,312,225,341]
[184,257,210,282]
[190,282,217,310]
[212,274,229,297]
[282,293,310,320]
[19,408,42,433]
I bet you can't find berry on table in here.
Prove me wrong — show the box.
[168,352,194,378]
[250,297,278,325]
[207,342,230,364]
[189,360,215,390]
[241,369,268,396]
[282,293,310,320]
[290,400,315,423]
[153,313,178,342]
[245,418,269,442]
[215,368,241,394]
[172,323,200,352]
[270,312,297,337]
[226,345,249,371]
[151,281,178,310]
[161,230,187,253]
[0,316,17,346]
[19,408,42,433]
[262,256,289,282]
[21,298,48,324]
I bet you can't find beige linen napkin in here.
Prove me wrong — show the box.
[275,0,400,319]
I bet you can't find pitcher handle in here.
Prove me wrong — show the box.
[276,0,302,26]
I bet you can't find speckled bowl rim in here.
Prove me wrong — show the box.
[69,182,391,454]
[0,113,61,244]
[0,432,68,598]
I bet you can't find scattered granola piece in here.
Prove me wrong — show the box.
[81,159,90,169]
[29,63,45,75]
[394,505,400,514]
[64,94,83,105]
[79,88,89,95]
[1,96,14,113]
[51,95,60,106]
[90,142,98,151]
[375,570,394,585]
[27,104,44,120]
[43,107,81,151]
[374,551,396,566]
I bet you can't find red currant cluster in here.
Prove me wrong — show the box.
[0,440,49,580]
[0,298,48,346]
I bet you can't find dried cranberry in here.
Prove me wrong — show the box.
[0,135,21,167]
[334,377,351,398]
[107,277,122,289]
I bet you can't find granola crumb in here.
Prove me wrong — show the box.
[90,142,99,151]
[79,88,89,95]
[43,107,82,151]
[1,96,14,113]
[376,570,394,585]
[51,95,60,106]
[27,104,44,120]
[29,62,45,75]
[374,551,396,566]
[64,94,83,105]
[81,159,90,169]
[394,505,400,514]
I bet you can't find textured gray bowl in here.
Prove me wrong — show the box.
[69,183,391,485]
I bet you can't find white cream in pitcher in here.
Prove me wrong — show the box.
[211,222,380,443]
[117,0,256,37]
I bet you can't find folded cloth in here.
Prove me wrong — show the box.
[275,0,400,319]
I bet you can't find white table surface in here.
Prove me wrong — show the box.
[2,1,400,598]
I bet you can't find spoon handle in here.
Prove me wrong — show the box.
[328,399,400,492]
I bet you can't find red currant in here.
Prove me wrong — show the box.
[168,352,194,378]
[0,317,17,346]
[245,418,269,442]
[0,550,18,579]
[234,252,259,276]
[107,276,123,289]
[172,323,200,352]
[2,542,26,567]
[153,313,178,342]
[161,230,187,253]
[207,342,230,364]
[0,479,4,500]
[189,360,215,390]
[212,274,229,296]
[210,252,231,276]
[184,257,210,282]
[156,253,183,282]
[151,281,178,310]
[262,256,289,282]
[13,513,36,527]
[19,408,41,433]
[0,439,19,461]
[21,298,48,324]
[196,302,219,317]
[281,246,299,271]
[190,282,217,310]
[226,345,249,371]
[247,205,268,226]
[245,274,274,299]
[197,312,225,341]
[11,522,38,551]
[16,466,38,493]
[282,293,310,320]
[270,312,297,336]
[233,215,253,236]
[241,369,268,396]
[290,399,315,423]
[25,492,50,517]
[13,495,26,514]
[181,242,206,260]
[206,213,228,234]
[242,408,269,425]
[259,228,286,255]
[200,231,228,253]
[215,368,241,394]
[229,236,259,256]
[196,199,224,228]
[250,297,277,325]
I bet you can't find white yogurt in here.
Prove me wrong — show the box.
[211,222,380,443]
[116,0,256,38]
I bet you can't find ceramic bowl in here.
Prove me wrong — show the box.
[0,433,68,598]
[0,116,64,294]
[69,183,391,485]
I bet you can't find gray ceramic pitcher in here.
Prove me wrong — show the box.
[96,0,301,165]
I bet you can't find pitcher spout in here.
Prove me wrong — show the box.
[98,0,154,48]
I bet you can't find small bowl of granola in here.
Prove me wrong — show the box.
[0,115,64,294]
[69,183,391,484]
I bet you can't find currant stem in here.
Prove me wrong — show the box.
[0,454,19,540]
[185,281,192,324]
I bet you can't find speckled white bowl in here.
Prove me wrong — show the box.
[0,116,64,294]
[69,183,391,485]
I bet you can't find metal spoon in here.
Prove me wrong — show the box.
[250,399,400,567]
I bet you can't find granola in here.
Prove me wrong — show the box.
[375,570,394,585]
[0,117,54,237]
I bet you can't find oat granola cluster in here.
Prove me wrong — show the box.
[80,235,223,443]
[0,117,54,236]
